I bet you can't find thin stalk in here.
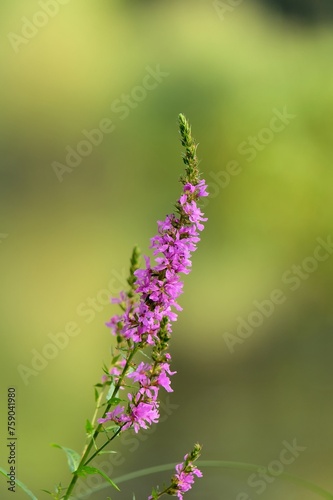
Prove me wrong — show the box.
[85,427,122,465]
[63,346,139,499]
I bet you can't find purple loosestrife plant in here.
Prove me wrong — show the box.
[2,118,333,500]
[50,114,207,500]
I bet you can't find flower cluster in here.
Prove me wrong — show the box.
[106,179,208,343]
[98,115,208,451]
[98,178,208,434]
[149,443,203,500]
[172,455,203,500]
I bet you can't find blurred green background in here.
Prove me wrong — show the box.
[1,1,333,499]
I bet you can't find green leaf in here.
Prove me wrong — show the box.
[108,397,122,406]
[150,486,159,499]
[94,387,99,402]
[106,382,116,401]
[104,425,120,433]
[79,466,120,491]
[0,467,38,500]
[51,444,81,473]
[111,354,120,365]
[102,363,110,375]
[85,419,94,436]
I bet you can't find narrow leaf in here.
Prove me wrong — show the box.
[102,364,110,375]
[106,382,116,401]
[108,397,122,406]
[111,354,120,365]
[51,444,81,473]
[0,467,38,500]
[104,425,120,432]
[80,466,120,491]
[85,419,94,436]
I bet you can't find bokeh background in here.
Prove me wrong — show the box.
[1,1,333,499]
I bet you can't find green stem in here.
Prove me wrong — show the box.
[84,427,123,465]
[63,346,139,499]
[154,486,172,499]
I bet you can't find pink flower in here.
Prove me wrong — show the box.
[104,173,208,434]
[98,405,125,425]
[157,370,173,392]
[148,444,203,499]
[127,362,152,384]
[172,452,203,499]
[125,395,160,433]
